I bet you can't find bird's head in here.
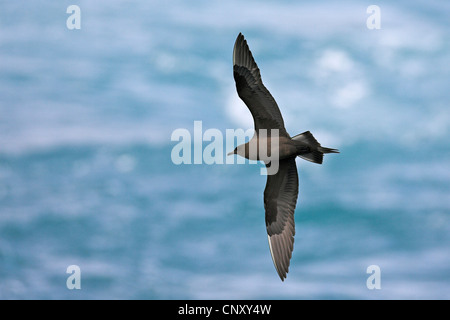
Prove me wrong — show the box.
[227,145,246,157]
[227,147,237,156]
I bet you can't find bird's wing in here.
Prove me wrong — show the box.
[264,157,298,281]
[233,33,289,137]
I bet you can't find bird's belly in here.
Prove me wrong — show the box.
[248,137,296,161]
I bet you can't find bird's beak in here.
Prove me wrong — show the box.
[227,151,234,156]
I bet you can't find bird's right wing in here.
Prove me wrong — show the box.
[264,157,299,281]
[233,33,289,137]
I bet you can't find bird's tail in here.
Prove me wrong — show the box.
[291,131,339,164]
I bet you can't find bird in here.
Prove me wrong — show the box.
[228,33,339,281]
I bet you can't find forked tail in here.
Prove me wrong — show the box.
[291,131,339,164]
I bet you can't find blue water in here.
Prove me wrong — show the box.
[0,0,449,299]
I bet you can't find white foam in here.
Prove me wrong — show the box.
[115,154,137,173]
[336,161,450,211]
[0,122,168,155]
[331,81,369,109]
[225,87,254,129]
[316,49,354,75]
[177,246,450,299]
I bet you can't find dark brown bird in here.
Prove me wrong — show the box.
[228,33,339,281]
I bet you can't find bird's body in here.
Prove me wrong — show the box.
[230,33,339,281]
[233,135,298,161]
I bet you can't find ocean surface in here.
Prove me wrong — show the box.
[0,0,449,299]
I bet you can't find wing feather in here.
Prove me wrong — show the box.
[233,33,289,137]
[264,157,298,281]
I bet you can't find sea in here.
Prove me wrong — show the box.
[0,0,449,299]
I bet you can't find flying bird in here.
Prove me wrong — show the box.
[228,33,339,281]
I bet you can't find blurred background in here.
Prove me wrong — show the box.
[0,0,449,299]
